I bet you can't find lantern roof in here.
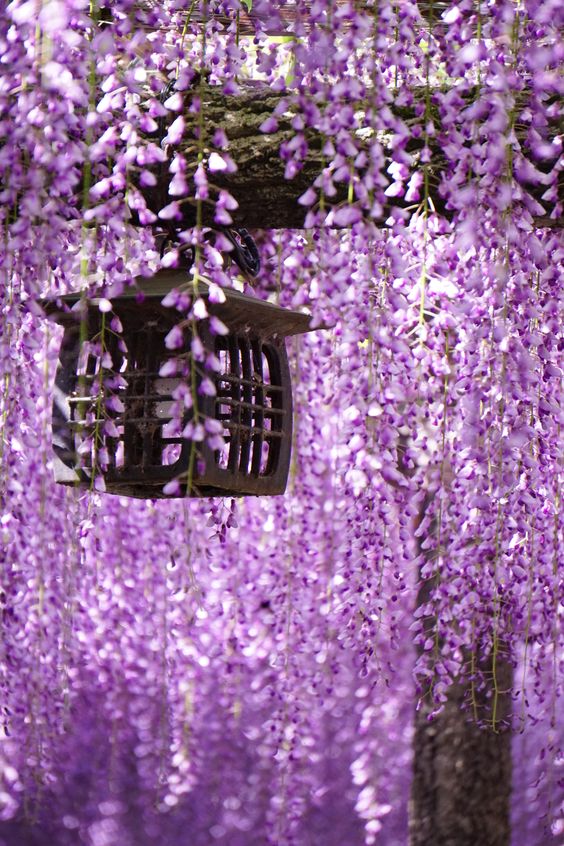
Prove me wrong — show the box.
[43,270,317,339]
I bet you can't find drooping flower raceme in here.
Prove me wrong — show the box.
[0,1,562,844]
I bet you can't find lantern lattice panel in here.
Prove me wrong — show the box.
[59,316,189,480]
[214,336,286,479]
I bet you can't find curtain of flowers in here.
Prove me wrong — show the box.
[0,1,562,844]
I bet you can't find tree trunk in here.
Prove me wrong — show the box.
[408,497,513,846]
[409,663,513,846]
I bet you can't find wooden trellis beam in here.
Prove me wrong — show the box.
[146,2,464,36]
[138,82,563,231]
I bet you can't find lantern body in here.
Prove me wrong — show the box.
[45,272,314,498]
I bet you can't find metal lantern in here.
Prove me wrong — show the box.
[44,271,315,498]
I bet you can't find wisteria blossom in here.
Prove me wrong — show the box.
[0,1,562,845]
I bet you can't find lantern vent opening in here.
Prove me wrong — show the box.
[214,336,285,480]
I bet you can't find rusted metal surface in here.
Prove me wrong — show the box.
[45,272,314,498]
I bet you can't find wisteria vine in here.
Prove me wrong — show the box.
[0,1,562,845]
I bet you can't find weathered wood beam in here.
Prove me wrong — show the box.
[141,85,319,230]
[138,82,563,231]
[160,2,465,36]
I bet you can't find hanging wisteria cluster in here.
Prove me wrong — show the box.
[0,1,562,844]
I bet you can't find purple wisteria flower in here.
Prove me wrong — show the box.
[0,1,562,845]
